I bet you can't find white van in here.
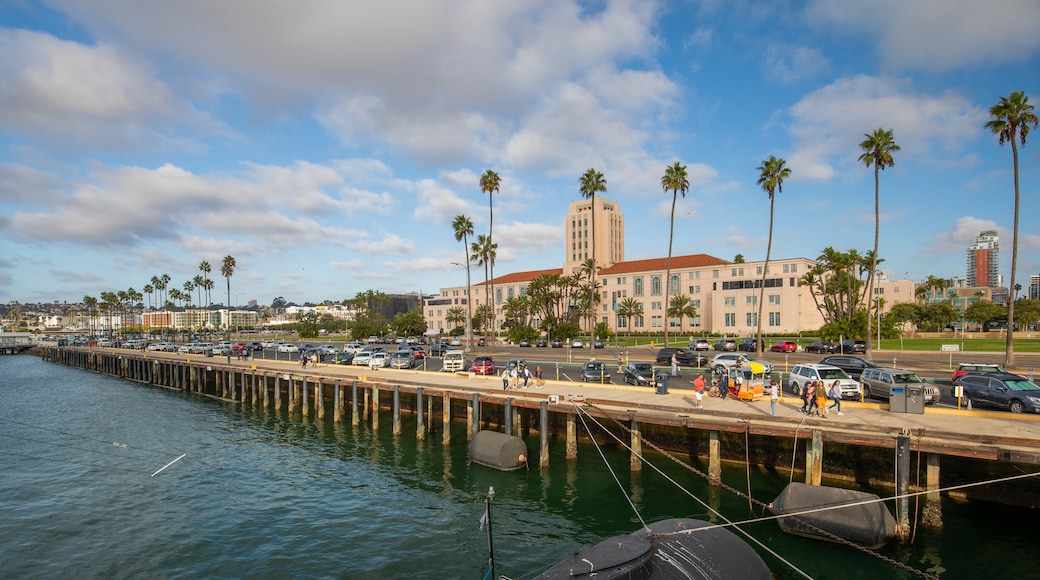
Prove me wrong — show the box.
[442,350,465,372]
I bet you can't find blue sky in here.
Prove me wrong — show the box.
[1,0,1038,308]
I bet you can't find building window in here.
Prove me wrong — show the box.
[651,276,662,296]
[768,294,780,305]
[634,277,644,296]
[691,315,701,327]
[724,297,736,306]
[496,288,502,304]
[507,287,514,299]
[635,315,644,328]
[725,313,736,327]
[651,301,662,311]
[791,264,798,273]
[769,312,781,327]
[692,300,701,309]
[713,270,719,278]
[746,295,757,306]
[651,315,662,328]
[746,312,757,326]
[670,275,679,295]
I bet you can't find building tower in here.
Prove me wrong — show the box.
[563,197,625,275]
[1029,273,1040,300]
[966,230,1000,288]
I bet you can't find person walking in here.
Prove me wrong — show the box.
[805,381,817,415]
[828,379,843,415]
[718,366,729,400]
[816,381,829,418]
[535,365,543,387]
[501,367,510,390]
[521,365,531,388]
[671,353,678,377]
[768,379,779,416]
[692,374,705,409]
[300,352,308,368]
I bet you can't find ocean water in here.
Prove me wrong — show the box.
[1,354,1036,579]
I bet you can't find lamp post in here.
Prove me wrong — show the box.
[451,261,471,349]
[875,271,882,351]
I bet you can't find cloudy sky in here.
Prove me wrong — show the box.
[1,0,1038,308]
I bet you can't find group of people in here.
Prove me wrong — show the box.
[501,363,543,390]
[299,351,319,368]
[799,379,844,417]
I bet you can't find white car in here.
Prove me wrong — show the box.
[353,350,374,366]
[316,345,339,355]
[342,342,365,354]
[369,352,390,368]
[277,343,299,353]
[788,363,862,399]
[571,339,583,348]
[711,352,773,374]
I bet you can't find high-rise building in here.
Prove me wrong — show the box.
[966,230,1000,288]
[1029,274,1040,300]
[563,197,625,275]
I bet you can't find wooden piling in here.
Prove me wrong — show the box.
[630,414,642,472]
[393,386,402,436]
[351,381,359,426]
[709,431,721,483]
[922,453,942,528]
[416,388,425,441]
[442,393,451,445]
[503,398,513,436]
[334,380,343,423]
[566,414,577,460]
[808,430,823,486]
[539,401,549,469]
[895,434,911,540]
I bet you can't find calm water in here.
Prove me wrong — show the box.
[0,355,1036,579]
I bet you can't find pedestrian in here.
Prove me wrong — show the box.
[718,366,729,400]
[692,374,705,409]
[732,367,744,398]
[522,365,530,388]
[509,366,519,389]
[501,367,510,390]
[300,352,307,368]
[311,352,319,367]
[768,379,779,416]
[799,382,809,413]
[671,353,678,377]
[828,379,844,415]
[535,365,543,387]
[816,380,829,417]
[805,381,817,415]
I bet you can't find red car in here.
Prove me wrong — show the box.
[471,356,496,375]
[770,340,798,352]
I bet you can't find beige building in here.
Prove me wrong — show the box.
[563,197,624,275]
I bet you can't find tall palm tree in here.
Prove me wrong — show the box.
[193,275,205,316]
[221,255,236,341]
[858,128,900,360]
[579,168,606,348]
[183,280,195,334]
[470,234,496,338]
[479,170,501,343]
[445,306,466,330]
[668,294,697,336]
[199,261,212,306]
[661,162,690,348]
[143,283,154,311]
[616,297,643,337]
[452,214,475,347]
[754,156,791,357]
[986,91,1038,368]
[83,295,98,338]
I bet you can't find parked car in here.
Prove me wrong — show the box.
[316,345,339,355]
[689,339,710,351]
[518,339,531,347]
[953,373,1040,413]
[839,340,867,354]
[711,352,773,374]
[408,346,425,359]
[334,352,355,365]
[389,351,415,369]
[551,338,563,348]
[277,343,299,353]
[860,367,941,405]
[770,340,798,353]
[471,356,496,375]
[248,341,264,352]
[231,343,251,356]
[450,337,462,346]
[442,350,466,372]
[787,363,862,400]
[342,342,365,354]
[426,343,447,357]
[353,350,374,366]
[593,339,604,349]
[623,362,656,386]
[477,338,486,347]
[571,339,583,348]
[804,341,837,354]
[506,358,526,371]
[369,352,391,368]
[737,338,762,352]
[817,355,881,380]
[656,348,708,367]
[951,362,1017,382]
[713,338,737,351]
[581,361,611,383]
[535,338,547,347]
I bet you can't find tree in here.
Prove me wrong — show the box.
[754,155,791,358]
[1014,298,1040,331]
[859,128,900,361]
[733,254,745,263]
[800,247,876,338]
[445,306,466,331]
[660,161,689,348]
[391,310,427,338]
[470,234,497,336]
[964,300,1006,331]
[888,302,921,334]
[199,260,212,306]
[479,170,501,343]
[452,214,475,346]
[221,255,236,340]
[579,168,607,349]
[616,297,643,337]
[986,91,1038,367]
[667,294,697,336]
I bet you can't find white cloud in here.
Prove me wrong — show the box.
[807,0,1040,70]
[761,45,829,83]
[785,76,986,181]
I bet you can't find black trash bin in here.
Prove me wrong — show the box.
[654,373,669,395]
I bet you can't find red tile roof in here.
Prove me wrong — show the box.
[598,254,730,275]
[475,267,565,286]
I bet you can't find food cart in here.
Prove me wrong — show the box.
[728,361,766,401]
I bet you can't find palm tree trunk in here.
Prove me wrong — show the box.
[866,166,879,360]
[590,193,596,349]
[489,202,494,346]
[665,190,677,348]
[1006,139,1020,367]
[756,194,775,358]
[465,241,473,347]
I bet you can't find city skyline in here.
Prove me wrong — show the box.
[1,1,1038,306]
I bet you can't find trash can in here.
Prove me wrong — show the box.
[654,373,669,395]
[889,387,906,413]
[905,385,925,414]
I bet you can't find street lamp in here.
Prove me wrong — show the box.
[875,271,882,351]
[451,261,472,349]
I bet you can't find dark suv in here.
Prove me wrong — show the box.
[817,355,881,380]
[656,348,708,367]
[953,373,1040,413]
[839,340,867,354]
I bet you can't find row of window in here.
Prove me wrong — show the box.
[721,312,782,327]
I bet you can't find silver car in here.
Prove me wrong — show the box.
[390,351,416,369]
[860,367,941,405]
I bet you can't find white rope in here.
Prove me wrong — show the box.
[571,403,812,579]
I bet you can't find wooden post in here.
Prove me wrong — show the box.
[921,453,942,528]
[895,434,911,540]
[316,379,325,420]
[629,413,642,472]
[416,388,426,441]
[539,401,549,469]
[334,380,343,423]
[442,393,451,445]
[351,381,359,426]
[708,431,721,483]
[392,386,402,436]
[427,396,434,437]
[275,375,283,412]
[469,393,479,440]
[805,430,823,485]
[302,377,310,419]
[566,413,577,460]
[503,398,513,436]
[371,386,379,430]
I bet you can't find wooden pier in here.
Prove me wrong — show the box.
[37,346,1040,533]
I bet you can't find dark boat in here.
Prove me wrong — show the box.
[771,482,896,549]
[532,518,771,579]
[468,430,528,471]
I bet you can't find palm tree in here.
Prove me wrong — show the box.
[183,280,195,334]
[199,261,212,305]
[579,168,607,348]
[667,294,697,336]
[193,275,205,315]
[479,170,501,343]
[445,306,466,330]
[986,91,1038,368]
[452,214,475,347]
[858,128,900,360]
[470,234,496,338]
[661,162,690,348]
[221,255,236,341]
[83,295,98,338]
[616,297,643,337]
[754,155,791,357]
[143,283,154,311]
